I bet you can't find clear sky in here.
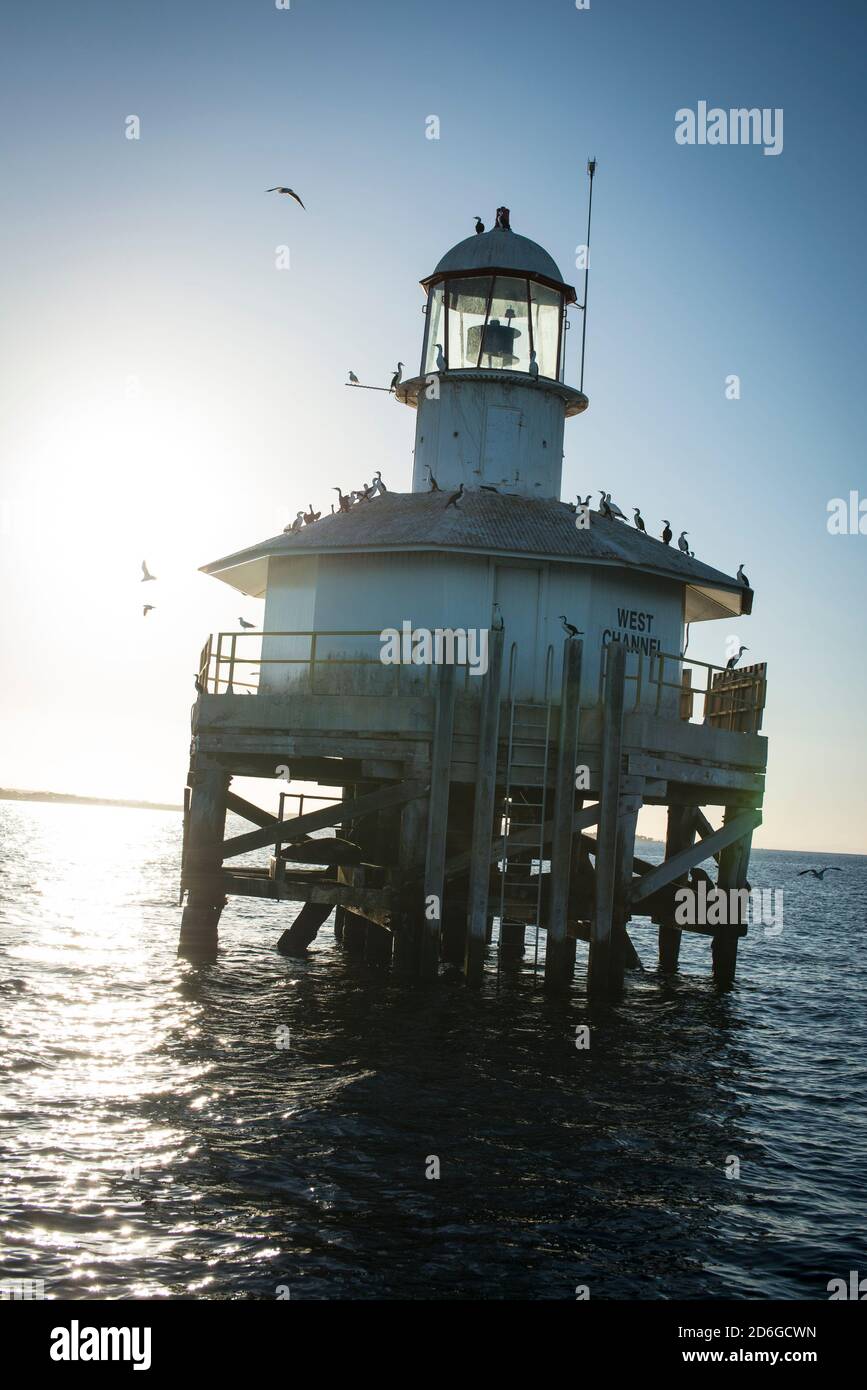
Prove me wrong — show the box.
[1,0,865,851]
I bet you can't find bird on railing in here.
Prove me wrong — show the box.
[333,486,351,512]
[372,470,387,494]
[304,504,321,524]
[677,530,690,554]
[661,520,673,545]
[239,618,256,630]
[633,507,646,533]
[141,560,157,582]
[389,362,404,392]
[143,604,155,618]
[559,615,583,638]
[737,563,750,587]
[726,645,749,670]
[427,467,440,492]
[444,482,464,510]
[285,511,304,534]
[348,370,359,385]
[797,866,842,881]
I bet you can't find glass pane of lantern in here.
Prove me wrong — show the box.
[482,277,531,372]
[445,277,494,369]
[423,284,445,375]
[529,281,562,380]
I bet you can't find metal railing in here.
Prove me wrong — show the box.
[598,644,767,733]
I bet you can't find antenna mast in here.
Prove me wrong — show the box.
[579,156,596,395]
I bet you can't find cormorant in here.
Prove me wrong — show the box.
[559,616,583,638]
[677,530,690,554]
[444,483,464,509]
[633,508,646,533]
[737,563,750,587]
[474,216,485,234]
[726,645,749,670]
[389,362,404,392]
[661,520,673,545]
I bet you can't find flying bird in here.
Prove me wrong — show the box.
[737,563,750,587]
[677,530,690,554]
[633,508,646,533]
[435,343,446,372]
[797,867,842,881]
[239,618,256,630]
[444,482,464,509]
[266,187,305,208]
[474,216,485,234]
[141,561,156,582]
[143,604,155,617]
[559,616,583,638]
[661,520,672,545]
[348,371,359,384]
[389,362,404,392]
[726,645,749,670]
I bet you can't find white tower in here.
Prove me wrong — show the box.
[396,209,588,499]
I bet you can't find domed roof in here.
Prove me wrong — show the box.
[427,227,573,295]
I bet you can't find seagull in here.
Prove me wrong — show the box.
[605,493,627,520]
[372,469,387,493]
[528,349,539,382]
[737,563,750,587]
[239,618,256,630]
[333,486,351,512]
[285,510,305,534]
[633,508,646,533]
[661,520,672,545]
[474,216,485,234]
[726,645,749,670]
[141,561,156,582]
[266,187,305,208]
[559,616,583,638]
[797,866,843,881]
[143,604,155,617]
[389,362,404,393]
[348,371,359,385]
[427,468,440,492]
[435,343,446,372]
[444,482,464,509]
[677,530,690,554]
[304,504,321,524]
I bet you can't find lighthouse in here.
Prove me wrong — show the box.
[182,208,768,999]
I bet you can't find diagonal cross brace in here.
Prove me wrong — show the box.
[221,779,430,860]
[630,809,761,904]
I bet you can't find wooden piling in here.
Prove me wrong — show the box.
[393,795,428,976]
[178,765,230,961]
[544,636,583,994]
[588,641,627,999]
[658,805,698,973]
[712,806,754,988]
[420,662,456,978]
[465,625,505,985]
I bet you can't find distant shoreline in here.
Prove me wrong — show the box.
[0,789,182,813]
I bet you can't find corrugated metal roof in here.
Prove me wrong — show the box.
[202,491,751,613]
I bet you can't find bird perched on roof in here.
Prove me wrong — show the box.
[266,187,305,208]
[480,484,499,493]
[444,482,464,509]
[605,493,627,521]
[726,645,749,670]
[304,504,321,524]
[528,349,539,382]
[351,484,372,503]
[737,563,750,587]
[797,866,842,881]
[333,486,351,513]
[577,494,591,507]
[427,468,440,491]
[661,520,672,545]
[435,343,446,372]
[559,616,583,638]
[633,508,646,533]
[239,618,256,630]
[141,560,156,582]
[389,362,403,392]
[599,490,612,519]
[143,604,155,617]
[372,470,387,494]
[474,216,485,234]
[495,206,511,230]
[677,530,690,554]
[492,602,503,630]
[348,371,359,385]
[286,511,304,533]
